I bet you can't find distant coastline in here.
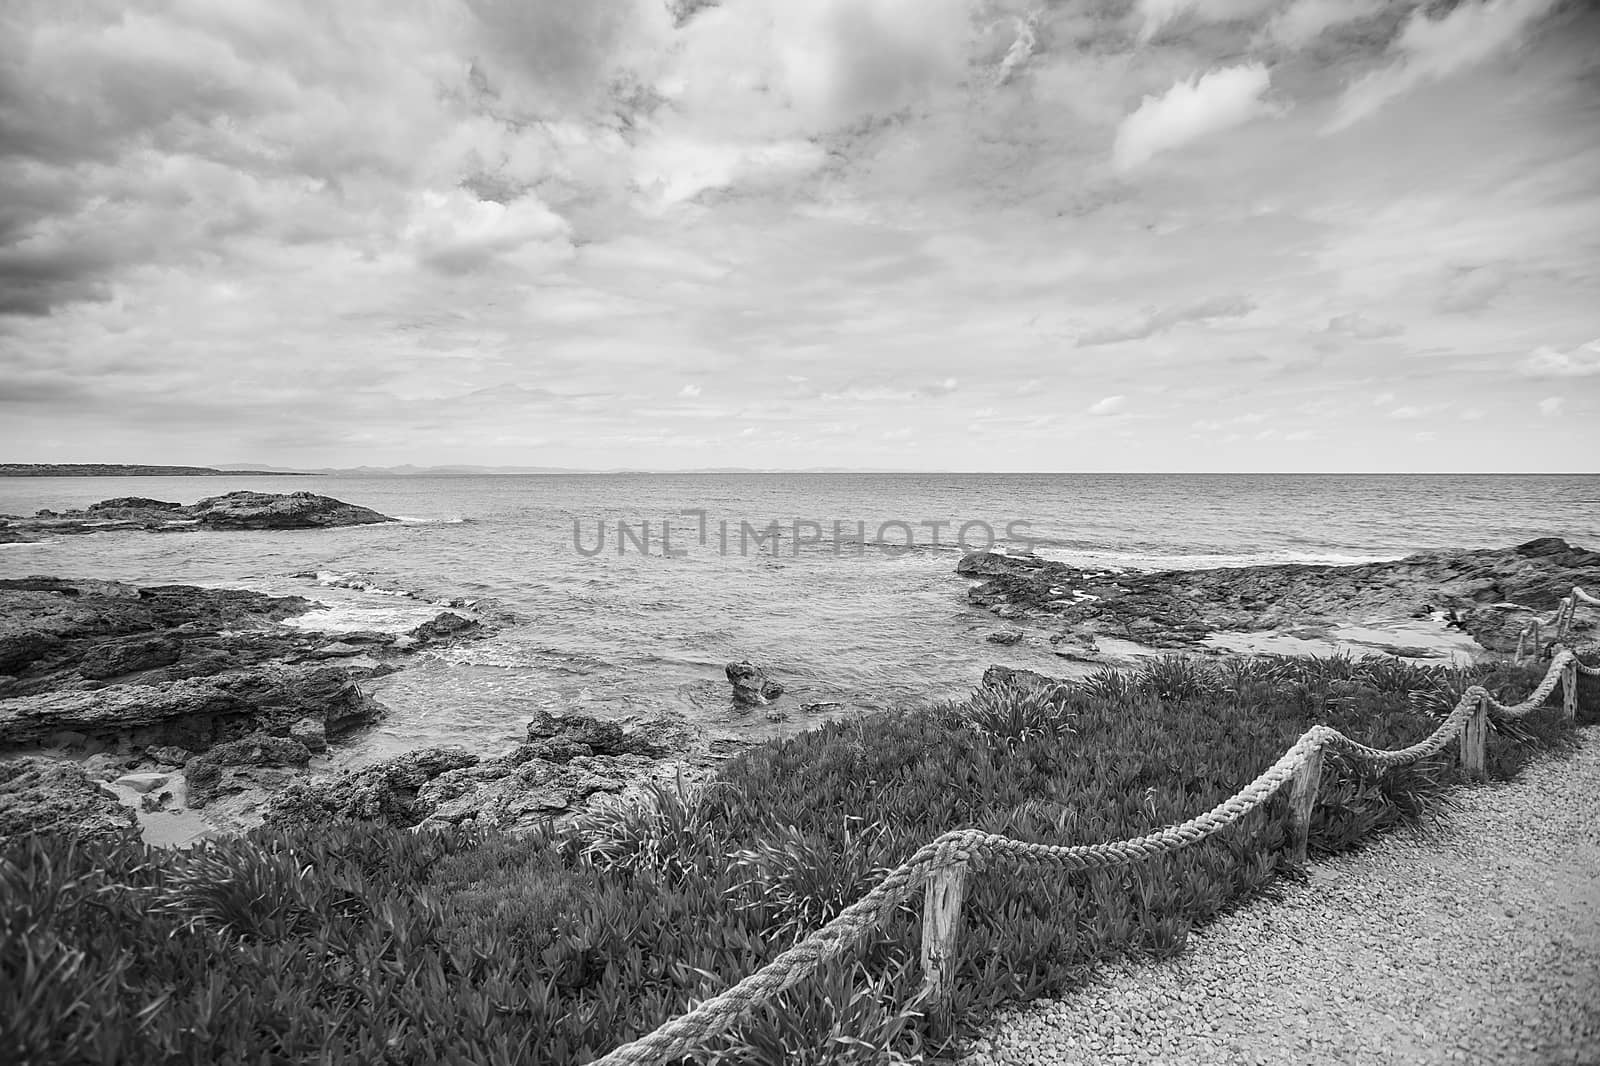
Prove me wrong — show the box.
[0,464,311,477]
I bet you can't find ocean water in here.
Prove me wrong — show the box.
[3,473,1597,766]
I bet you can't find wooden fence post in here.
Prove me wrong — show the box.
[1460,695,1488,781]
[1563,658,1579,722]
[1287,744,1324,868]
[919,857,970,1011]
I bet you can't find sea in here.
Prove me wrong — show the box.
[3,473,1597,768]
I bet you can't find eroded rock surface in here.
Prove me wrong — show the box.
[0,757,136,843]
[264,712,699,833]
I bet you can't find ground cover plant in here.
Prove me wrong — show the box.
[3,652,1594,1065]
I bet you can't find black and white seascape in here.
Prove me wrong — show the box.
[2,3,1598,1065]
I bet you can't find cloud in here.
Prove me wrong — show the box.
[1539,396,1565,417]
[1087,395,1127,416]
[1134,0,1277,44]
[678,383,703,397]
[774,0,974,127]
[404,190,572,275]
[1326,0,1563,131]
[1259,0,1384,50]
[1325,312,1402,339]
[1078,295,1255,347]
[1437,262,1514,313]
[1113,64,1276,172]
[1522,339,1600,378]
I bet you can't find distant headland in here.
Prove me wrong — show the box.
[0,464,308,477]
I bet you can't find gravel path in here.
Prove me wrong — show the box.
[963,729,1600,1066]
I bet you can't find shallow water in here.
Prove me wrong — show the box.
[3,473,1595,764]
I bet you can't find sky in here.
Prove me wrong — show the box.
[1,0,1597,472]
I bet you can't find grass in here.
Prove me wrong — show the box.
[2,651,1593,1065]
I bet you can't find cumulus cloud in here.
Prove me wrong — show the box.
[1326,0,1563,131]
[404,190,572,275]
[1113,64,1276,172]
[1087,395,1127,416]
[1539,396,1565,417]
[1260,0,1384,50]
[1078,295,1255,347]
[1522,339,1600,378]
[678,383,703,397]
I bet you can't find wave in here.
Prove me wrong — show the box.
[303,570,519,624]
[392,515,471,525]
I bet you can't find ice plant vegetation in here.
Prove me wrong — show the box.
[2,653,1591,1065]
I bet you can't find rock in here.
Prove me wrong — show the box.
[114,771,171,794]
[987,630,1025,645]
[959,538,1600,653]
[982,664,1065,691]
[958,551,1046,577]
[0,757,138,842]
[185,734,312,807]
[306,641,364,659]
[78,636,183,679]
[0,664,383,750]
[288,715,328,753]
[523,709,688,760]
[146,745,191,767]
[87,497,183,513]
[410,612,481,643]
[800,702,847,715]
[266,747,481,828]
[419,753,661,831]
[726,661,784,705]
[0,492,394,537]
[186,491,395,531]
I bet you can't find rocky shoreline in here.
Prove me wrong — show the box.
[4,534,1597,847]
[0,578,728,847]
[962,536,1600,661]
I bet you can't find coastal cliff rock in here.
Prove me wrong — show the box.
[959,538,1600,653]
[0,491,395,536]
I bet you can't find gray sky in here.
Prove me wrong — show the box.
[2,0,1597,471]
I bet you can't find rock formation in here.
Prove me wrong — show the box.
[959,538,1600,654]
[726,661,784,705]
[0,491,394,537]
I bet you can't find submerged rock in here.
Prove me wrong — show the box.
[726,661,784,705]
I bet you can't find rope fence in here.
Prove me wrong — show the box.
[1514,584,1600,664]
[592,594,1598,1066]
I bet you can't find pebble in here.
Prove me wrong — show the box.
[960,727,1600,1066]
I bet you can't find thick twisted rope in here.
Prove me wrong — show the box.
[1518,585,1596,655]
[590,648,1589,1066]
